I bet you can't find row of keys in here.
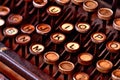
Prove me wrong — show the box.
[0,0,113,20]
[73,69,120,80]
[42,50,120,80]
[2,25,120,53]
[0,43,119,80]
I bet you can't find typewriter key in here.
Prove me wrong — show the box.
[106,41,120,53]
[29,43,44,66]
[0,6,10,16]
[58,61,75,74]
[33,0,48,8]
[71,0,84,5]
[98,8,113,20]
[75,22,90,33]
[16,34,31,45]
[43,51,59,75]
[98,8,113,33]
[112,69,120,80]
[15,34,31,57]
[53,61,75,79]
[44,51,59,64]
[96,60,113,73]
[83,0,98,12]
[75,22,90,44]
[65,42,80,53]
[33,0,48,23]
[50,32,66,44]
[55,0,70,5]
[21,24,35,34]
[83,0,98,22]
[106,41,120,61]
[73,72,89,80]
[0,18,5,27]
[3,27,18,48]
[59,23,74,33]
[113,18,120,31]
[36,23,51,35]
[78,52,93,66]
[29,43,44,55]
[3,27,18,37]
[47,6,61,16]
[7,14,23,25]
[91,32,106,44]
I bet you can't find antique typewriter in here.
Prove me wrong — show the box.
[0,0,120,80]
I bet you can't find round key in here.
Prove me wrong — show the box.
[7,14,23,25]
[47,6,61,16]
[112,69,120,80]
[91,32,106,44]
[44,51,59,64]
[55,0,70,5]
[33,0,48,8]
[83,0,98,12]
[3,27,18,37]
[58,61,75,74]
[73,72,89,80]
[113,18,120,31]
[50,32,66,44]
[71,0,84,5]
[78,52,93,65]
[98,8,113,20]
[29,43,44,55]
[106,41,120,53]
[21,24,35,34]
[0,18,5,26]
[96,60,113,73]
[15,34,31,45]
[36,23,51,35]
[75,22,90,33]
[65,42,80,53]
[0,6,10,16]
[0,74,5,80]
[59,23,74,33]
